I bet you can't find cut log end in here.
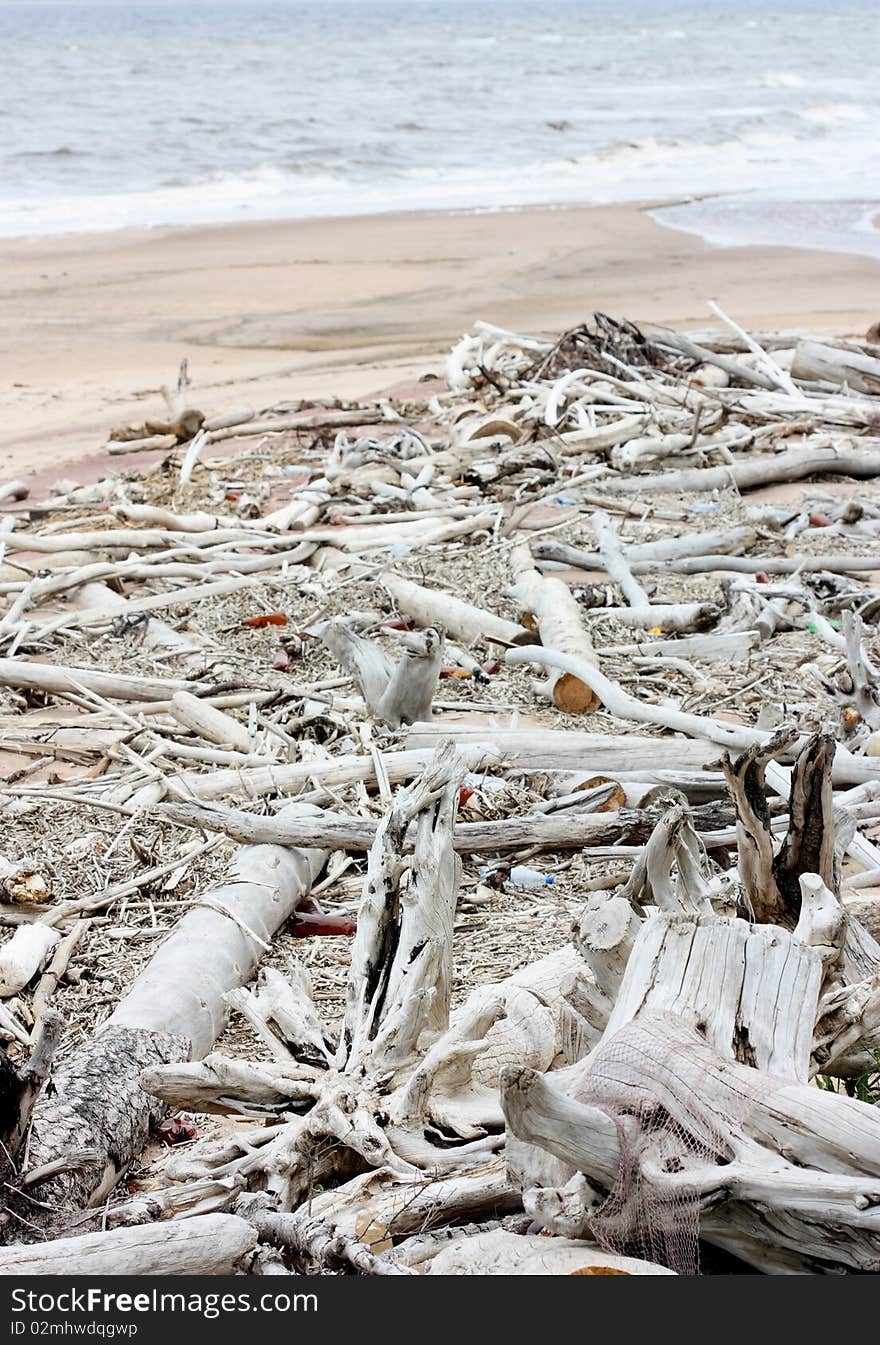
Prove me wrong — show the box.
[551,673,601,715]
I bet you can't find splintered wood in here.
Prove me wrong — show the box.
[1,311,880,1276]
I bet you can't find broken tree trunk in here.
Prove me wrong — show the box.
[320,621,444,728]
[502,758,880,1273]
[139,749,585,1254]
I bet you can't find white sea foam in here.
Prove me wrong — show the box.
[761,71,806,88]
[799,102,869,124]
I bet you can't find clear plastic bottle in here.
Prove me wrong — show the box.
[508,865,554,889]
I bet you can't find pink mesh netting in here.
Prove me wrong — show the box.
[573,1018,734,1276]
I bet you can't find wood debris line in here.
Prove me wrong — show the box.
[1,309,880,1276]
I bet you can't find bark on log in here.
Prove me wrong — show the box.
[23,808,326,1212]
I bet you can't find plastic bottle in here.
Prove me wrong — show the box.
[508,865,554,889]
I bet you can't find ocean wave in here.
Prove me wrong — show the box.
[761,70,806,88]
[1,121,877,240]
[799,103,869,125]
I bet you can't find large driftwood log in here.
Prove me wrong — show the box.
[23,808,325,1213]
[504,644,880,790]
[791,340,880,395]
[504,1013,880,1273]
[0,657,196,704]
[135,743,497,805]
[424,1228,675,1275]
[0,1214,256,1276]
[502,755,880,1273]
[146,748,495,1210]
[504,906,880,1273]
[156,796,737,855]
[405,725,718,772]
[141,750,588,1254]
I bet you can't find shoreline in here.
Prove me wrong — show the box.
[6,189,880,258]
[3,198,879,484]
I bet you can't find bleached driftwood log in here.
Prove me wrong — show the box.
[423,1228,675,1275]
[381,573,535,649]
[0,656,198,704]
[157,795,737,855]
[791,340,880,395]
[596,444,880,496]
[405,725,718,772]
[534,524,757,570]
[597,631,758,664]
[587,602,719,632]
[589,510,650,608]
[145,750,486,1204]
[23,808,326,1213]
[510,543,600,713]
[134,744,497,805]
[170,689,251,753]
[138,749,589,1272]
[0,1214,256,1276]
[503,643,880,790]
[0,925,60,998]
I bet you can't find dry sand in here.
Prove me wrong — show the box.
[2,200,879,481]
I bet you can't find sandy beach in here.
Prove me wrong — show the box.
[3,200,879,483]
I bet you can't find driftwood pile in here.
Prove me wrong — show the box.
[1,310,880,1275]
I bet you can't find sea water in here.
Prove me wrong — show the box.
[0,0,877,253]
